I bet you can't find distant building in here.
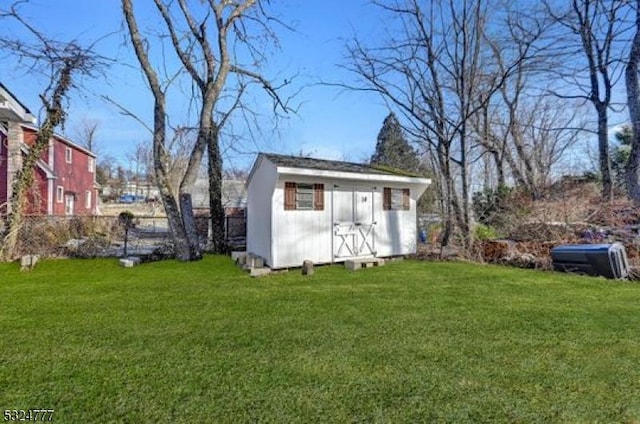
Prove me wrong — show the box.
[0,83,98,216]
[192,175,247,216]
[100,180,160,201]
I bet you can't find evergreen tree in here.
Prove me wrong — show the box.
[370,113,420,172]
[612,125,632,188]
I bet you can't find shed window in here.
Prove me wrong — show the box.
[284,182,324,211]
[383,187,410,211]
[296,183,314,209]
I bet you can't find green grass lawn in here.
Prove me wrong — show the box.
[1,256,640,423]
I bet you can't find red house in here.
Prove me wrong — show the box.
[0,84,98,216]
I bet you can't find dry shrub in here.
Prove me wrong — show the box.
[433,178,640,271]
[586,199,640,227]
[528,181,599,224]
[15,216,119,258]
[414,244,462,261]
[478,239,556,270]
[508,222,587,243]
[69,235,111,258]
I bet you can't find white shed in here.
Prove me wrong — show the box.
[246,153,431,269]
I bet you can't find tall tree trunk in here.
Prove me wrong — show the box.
[152,95,191,261]
[123,0,193,261]
[179,193,201,259]
[626,0,640,203]
[437,143,463,249]
[510,122,539,198]
[207,125,226,254]
[459,127,471,249]
[437,144,452,248]
[177,97,216,260]
[492,151,506,187]
[559,0,619,201]
[597,104,613,201]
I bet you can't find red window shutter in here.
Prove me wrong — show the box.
[383,187,391,210]
[314,183,324,210]
[402,188,410,210]
[284,182,296,210]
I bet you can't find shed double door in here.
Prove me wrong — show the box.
[332,185,376,259]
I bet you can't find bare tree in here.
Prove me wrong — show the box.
[625,0,640,203]
[122,0,192,260]
[476,41,587,199]
[479,14,546,195]
[73,118,100,152]
[122,0,291,260]
[343,0,543,249]
[126,140,153,198]
[95,153,117,188]
[162,127,197,201]
[0,1,105,261]
[545,0,631,201]
[512,97,584,192]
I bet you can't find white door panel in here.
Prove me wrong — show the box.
[332,185,376,259]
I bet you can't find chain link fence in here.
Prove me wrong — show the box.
[12,215,170,259]
[225,215,246,250]
[9,212,246,260]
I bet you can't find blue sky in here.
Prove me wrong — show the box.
[0,0,393,171]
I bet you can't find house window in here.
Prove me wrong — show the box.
[85,190,92,209]
[383,187,410,211]
[88,157,95,173]
[64,194,75,216]
[56,186,64,203]
[284,182,324,211]
[65,147,72,164]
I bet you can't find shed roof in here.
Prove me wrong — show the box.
[261,153,420,177]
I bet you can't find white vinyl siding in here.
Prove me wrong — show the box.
[246,159,277,266]
[272,178,331,267]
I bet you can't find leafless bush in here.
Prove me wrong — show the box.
[14,216,118,258]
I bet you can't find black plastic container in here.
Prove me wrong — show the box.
[550,243,629,279]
